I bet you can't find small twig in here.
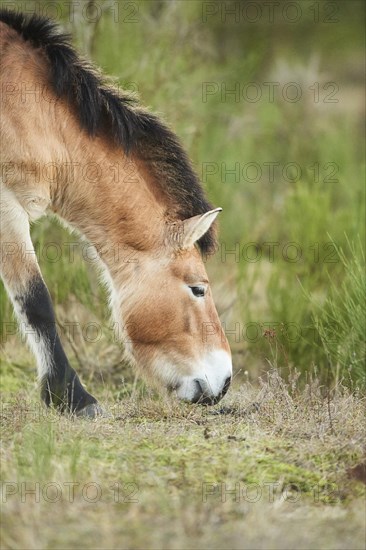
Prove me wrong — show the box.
[326,358,335,435]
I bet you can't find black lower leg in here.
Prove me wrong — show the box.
[16,277,97,413]
[41,364,97,413]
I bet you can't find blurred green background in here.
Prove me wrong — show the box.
[0,0,365,389]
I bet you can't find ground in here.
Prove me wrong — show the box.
[1,369,365,550]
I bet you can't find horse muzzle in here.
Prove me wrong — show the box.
[174,350,232,405]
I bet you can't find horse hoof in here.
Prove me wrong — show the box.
[75,403,108,418]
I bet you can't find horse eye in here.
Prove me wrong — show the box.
[190,286,205,298]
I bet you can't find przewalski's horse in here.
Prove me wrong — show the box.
[0,10,232,416]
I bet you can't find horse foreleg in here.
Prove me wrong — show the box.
[0,185,101,417]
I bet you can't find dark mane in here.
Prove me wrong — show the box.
[0,9,216,253]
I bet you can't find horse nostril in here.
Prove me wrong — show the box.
[221,376,231,396]
[193,379,214,405]
[194,378,208,393]
[192,376,231,405]
[194,379,205,395]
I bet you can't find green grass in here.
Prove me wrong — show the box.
[1,371,365,549]
[312,240,366,386]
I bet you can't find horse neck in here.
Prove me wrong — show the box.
[51,135,167,280]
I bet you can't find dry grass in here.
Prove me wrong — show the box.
[1,369,365,550]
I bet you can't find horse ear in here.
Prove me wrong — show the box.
[181,208,222,249]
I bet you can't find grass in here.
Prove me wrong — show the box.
[311,240,366,387]
[1,370,365,549]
